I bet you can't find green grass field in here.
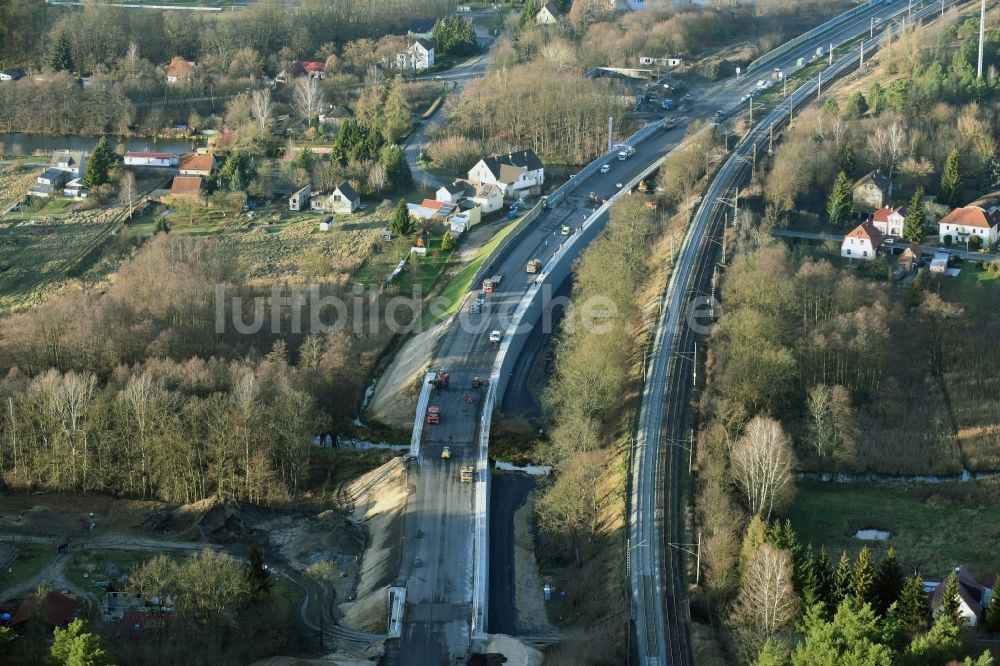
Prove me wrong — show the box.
[0,544,53,593]
[930,263,1000,319]
[790,482,1000,578]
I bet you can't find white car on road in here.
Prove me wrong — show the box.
[600,164,611,173]
[489,330,502,343]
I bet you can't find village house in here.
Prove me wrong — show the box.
[408,18,436,41]
[871,205,906,237]
[124,151,179,168]
[310,181,359,214]
[898,244,922,271]
[467,149,545,200]
[178,153,217,177]
[294,61,327,79]
[408,198,457,221]
[11,591,78,628]
[29,150,87,197]
[397,39,435,72]
[51,150,87,178]
[931,568,994,627]
[289,184,311,211]
[63,178,87,199]
[536,0,562,24]
[166,57,197,84]
[841,219,884,261]
[853,169,891,212]
[319,105,353,128]
[170,175,204,200]
[937,193,1000,247]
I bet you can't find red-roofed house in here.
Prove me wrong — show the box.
[166,57,196,84]
[898,244,922,271]
[178,153,217,176]
[124,152,179,168]
[841,219,884,261]
[938,194,1000,246]
[294,60,327,79]
[872,205,906,237]
[170,175,204,199]
[931,567,994,627]
[11,591,78,628]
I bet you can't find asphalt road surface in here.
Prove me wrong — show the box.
[487,473,536,636]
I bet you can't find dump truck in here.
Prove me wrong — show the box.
[526,258,542,273]
[429,369,450,389]
[425,406,441,425]
[617,145,635,161]
[460,466,474,482]
[482,275,503,293]
[663,118,678,130]
[441,446,451,459]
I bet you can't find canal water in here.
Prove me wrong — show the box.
[0,133,202,156]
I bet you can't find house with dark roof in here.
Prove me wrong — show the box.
[536,0,562,24]
[310,181,359,214]
[931,567,994,627]
[937,192,1000,247]
[853,169,892,212]
[397,39,435,72]
[840,219,884,261]
[468,149,545,199]
[408,18,437,40]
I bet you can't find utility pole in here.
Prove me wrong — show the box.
[608,116,614,153]
[978,0,986,79]
[783,75,787,96]
[861,40,865,67]
[829,42,833,66]
[769,123,774,155]
[870,15,875,38]
[818,70,822,99]
[752,142,757,182]
[696,531,702,586]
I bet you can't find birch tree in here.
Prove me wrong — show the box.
[249,89,273,138]
[731,542,799,660]
[292,76,325,126]
[731,416,795,521]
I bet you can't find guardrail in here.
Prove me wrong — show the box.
[472,118,667,288]
[746,0,877,74]
[408,371,436,460]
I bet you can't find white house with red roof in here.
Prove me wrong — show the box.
[166,57,196,84]
[841,219,884,261]
[872,205,906,237]
[938,193,1000,247]
[124,151,179,168]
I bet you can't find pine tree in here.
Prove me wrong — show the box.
[752,638,788,666]
[83,137,114,190]
[49,32,73,73]
[827,171,853,227]
[740,515,768,573]
[897,574,930,635]
[799,544,820,607]
[442,232,456,251]
[390,198,412,237]
[815,546,835,613]
[521,0,542,27]
[903,187,926,243]
[941,571,964,628]
[980,152,1000,191]
[833,551,852,607]
[839,144,856,177]
[874,547,903,616]
[153,218,170,234]
[850,546,876,607]
[941,147,962,208]
[984,574,1000,633]
[245,545,272,601]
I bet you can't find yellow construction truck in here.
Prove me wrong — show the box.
[460,466,474,482]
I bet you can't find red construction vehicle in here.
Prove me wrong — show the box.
[482,275,503,293]
[429,369,450,390]
[425,406,441,425]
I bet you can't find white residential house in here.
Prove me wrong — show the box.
[872,205,906,237]
[289,184,311,211]
[397,39,435,72]
[166,57,197,84]
[436,183,467,204]
[50,150,87,178]
[467,149,545,199]
[536,0,562,24]
[468,181,504,213]
[63,178,87,199]
[929,251,950,273]
[124,151,179,168]
[310,181,360,214]
[937,194,1000,247]
[931,567,994,627]
[841,219,884,261]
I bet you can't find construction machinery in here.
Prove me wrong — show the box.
[482,275,503,293]
[526,258,542,273]
[429,370,450,390]
[426,406,441,425]
[441,446,451,459]
[460,466,474,482]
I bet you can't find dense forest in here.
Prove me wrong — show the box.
[0,234,385,503]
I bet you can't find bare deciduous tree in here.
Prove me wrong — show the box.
[249,88,273,138]
[119,171,138,218]
[730,415,795,521]
[730,542,799,660]
[292,75,326,126]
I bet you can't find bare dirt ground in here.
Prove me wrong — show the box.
[483,634,543,665]
[337,459,409,632]
[513,494,554,634]
[365,319,448,428]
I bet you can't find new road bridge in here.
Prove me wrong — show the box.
[630,0,973,665]
[383,0,951,662]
